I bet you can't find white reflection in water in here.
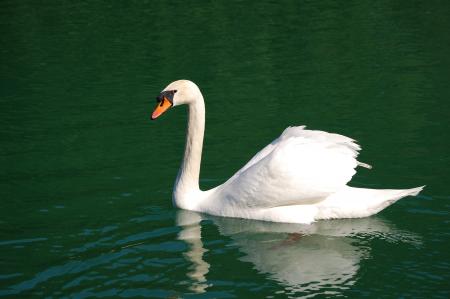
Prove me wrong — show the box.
[177,211,210,293]
[176,211,420,295]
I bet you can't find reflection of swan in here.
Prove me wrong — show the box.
[177,212,209,293]
[152,80,424,223]
[176,210,420,295]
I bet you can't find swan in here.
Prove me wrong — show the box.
[151,80,424,224]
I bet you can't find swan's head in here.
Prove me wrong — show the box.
[151,80,201,120]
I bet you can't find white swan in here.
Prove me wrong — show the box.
[151,80,424,224]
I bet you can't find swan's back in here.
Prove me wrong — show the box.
[211,126,367,209]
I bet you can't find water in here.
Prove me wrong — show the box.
[1,1,449,297]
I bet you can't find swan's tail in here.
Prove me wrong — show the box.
[315,185,425,220]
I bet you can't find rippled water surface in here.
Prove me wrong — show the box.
[1,1,449,298]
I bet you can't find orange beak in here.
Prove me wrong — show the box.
[151,97,172,120]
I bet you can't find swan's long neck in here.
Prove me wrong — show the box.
[173,95,205,205]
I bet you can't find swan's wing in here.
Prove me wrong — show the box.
[227,126,306,181]
[217,126,369,208]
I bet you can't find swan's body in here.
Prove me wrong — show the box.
[152,80,424,224]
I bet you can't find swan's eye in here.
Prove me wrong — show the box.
[156,90,176,105]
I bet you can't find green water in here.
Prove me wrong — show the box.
[1,1,449,297]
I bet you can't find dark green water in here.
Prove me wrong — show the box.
[1,1,449,298]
